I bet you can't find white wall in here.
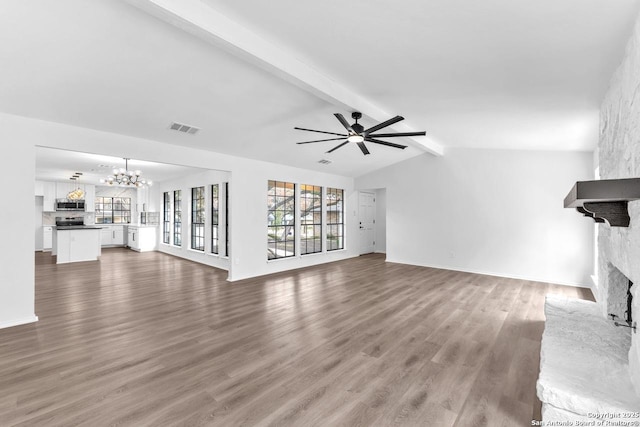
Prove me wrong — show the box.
[35,197,43,251]
[154,169,231,272]
[356,148,594,287]
[0,112,358,328]
[227,160,357,281]
[0,140,37,328]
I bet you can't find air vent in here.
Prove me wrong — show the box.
[318,159,332,165]
[169,122,200,135]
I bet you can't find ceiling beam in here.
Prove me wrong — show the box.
[124,0,444,156]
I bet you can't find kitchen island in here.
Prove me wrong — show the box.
[52,226,102,264]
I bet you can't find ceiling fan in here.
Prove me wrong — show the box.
[294,112,426,155]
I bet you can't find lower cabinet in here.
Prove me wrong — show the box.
[127,226,157,252]
[100,225,125,246]
[43,226,53,251]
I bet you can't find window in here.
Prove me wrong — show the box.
[267,180,295,260]
[326,188,344,251]
[211,184,219,254]
[173,190,182,246]
[163,192,170,244]
[300,184,322,255]
[224,182,229,257]
[191,187,205,251]
[95,197,131,224]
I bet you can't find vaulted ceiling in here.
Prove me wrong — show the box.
[2,0,639,178]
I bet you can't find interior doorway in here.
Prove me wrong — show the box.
[358,191,376,254]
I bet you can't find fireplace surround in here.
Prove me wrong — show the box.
[537,12,640,423]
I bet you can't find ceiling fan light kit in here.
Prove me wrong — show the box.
[294,111,426,156]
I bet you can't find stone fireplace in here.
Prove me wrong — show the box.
[597,210,640,391]
[600,263,633,326]
[597,9,640,390]
[537,12,640,423]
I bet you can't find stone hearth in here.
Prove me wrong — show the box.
[537,295,638,422]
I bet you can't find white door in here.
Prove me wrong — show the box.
[359,192,376,254]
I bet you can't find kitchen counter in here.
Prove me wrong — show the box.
[55,225,103,230]
[52,227,101,264]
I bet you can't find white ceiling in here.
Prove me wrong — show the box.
[35,147,203,185]
[2,0,639,178]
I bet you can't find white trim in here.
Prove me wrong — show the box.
[590,274,600,302]
[266,256,296,263]
[327,248,347,254]
[384,258,591,289]
[300,251,324,258]
[0,315,39,330]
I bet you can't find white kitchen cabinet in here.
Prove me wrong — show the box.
[84,184,95,212]
[127,226,157,252]
[56,182,72,199]
[43,226,53,251]
[35,180,44,196]
[100,225,125,246]
[43,181,56,212]
[113,226,125,245]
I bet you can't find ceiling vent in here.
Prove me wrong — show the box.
[169,122,200,135]
[318,159,331,165]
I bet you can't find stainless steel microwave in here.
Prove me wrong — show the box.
[56,199,85,211]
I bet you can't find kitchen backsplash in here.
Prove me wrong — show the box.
[43,212,95,225]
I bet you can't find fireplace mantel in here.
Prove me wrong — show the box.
[564,178,640,227]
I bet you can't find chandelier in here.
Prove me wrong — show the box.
[100,158,153,188]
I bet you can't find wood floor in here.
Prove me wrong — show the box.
[0,249,593,426]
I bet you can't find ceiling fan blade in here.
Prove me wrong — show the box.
[365,137,407,150]
[364,115,404,134]
[294,127,347,137]
[368,131,426,138]
[356,141,370,155]
[296,137,348,145]
[326,140,349,153]
[334,113,355,134]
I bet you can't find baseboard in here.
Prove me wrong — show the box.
[384,258,591,289]
[590,275,600,301]
[0,315,39,330]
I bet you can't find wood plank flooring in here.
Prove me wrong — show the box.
[0,249,594,426]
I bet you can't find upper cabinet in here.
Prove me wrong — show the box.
[37,181,94,212]
[84,184,95,212]
[56,182,84,199]
[42,181,56,212]
[35,180,44,197]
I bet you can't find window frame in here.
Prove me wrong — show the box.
[191,186,205,251]
[163,191,170,244]
[326,187,344,251]
[300,184,323,255]
[211,184,219,255]
[267,180,296,260]
[95,196,132,224]
[224,182,229,257]
[173,190,182,246]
